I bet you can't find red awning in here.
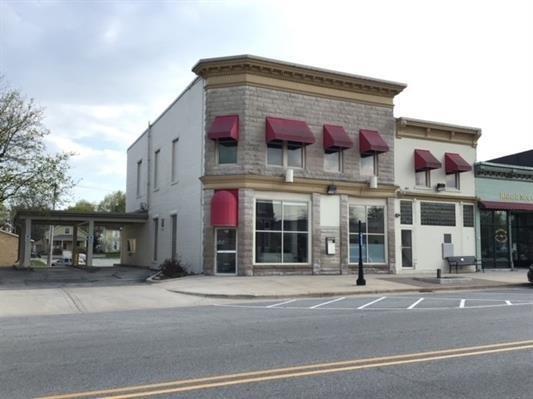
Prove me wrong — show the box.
[414,149,442,171]
[445,152,472,174]
[359,129,389,156]
[266,117,315,144]
[208,115,239,141]
[479,201,533,212]
[323,124,353,152]
[211,190,238,227]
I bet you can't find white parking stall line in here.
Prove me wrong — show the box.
[266,299,297,308]
[505,300,512,306]
[357,296,387,310]
[459,299,466,308]
[309,297,346,309]
[407,298,424,310]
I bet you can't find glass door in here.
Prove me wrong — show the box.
[401,230,413,268]
[215,229,237,274]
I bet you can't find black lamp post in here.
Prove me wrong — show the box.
[357,220,366,286]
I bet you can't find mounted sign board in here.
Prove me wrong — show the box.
[326,237,336,255]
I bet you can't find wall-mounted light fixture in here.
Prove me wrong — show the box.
[327,184,337,195]
[394,213,401,218]
[435,183,446,192]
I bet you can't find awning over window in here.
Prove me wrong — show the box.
[414,149,441,172]
[211,190,238,227]
[266,117,315,145]
[207,115,239,141]
[479,201,533,212]
[445,152,472,174]
[323,124,353,153]
[359,129,389,156]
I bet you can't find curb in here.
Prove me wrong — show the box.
[166,282,530,300]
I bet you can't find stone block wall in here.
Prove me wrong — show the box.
[0,230,18,267]
[204,85,395,185]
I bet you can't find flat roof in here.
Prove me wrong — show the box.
[14,210,148,225]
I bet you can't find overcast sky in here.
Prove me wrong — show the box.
[1,0,532,205]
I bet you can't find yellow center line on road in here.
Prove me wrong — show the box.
[37,340,533,399]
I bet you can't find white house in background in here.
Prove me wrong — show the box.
[394,118,481,273]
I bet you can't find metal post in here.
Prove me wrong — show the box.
[72,225,78,266]
[87,220,94,267]
[47,184,58,268]
[23,218,32,268]
[357,220,366,286]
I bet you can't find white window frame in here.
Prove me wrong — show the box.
[324,150,343,173]
[252,193,312,266]
[266,142,305,169]
[360,154,378,177]
[415,170,431,188]
[153,149,160,191]
[215,140,238,165]
[214,228,238,275]
[347,201,388,265]
[446,172,460,190]
[171,138,179,183]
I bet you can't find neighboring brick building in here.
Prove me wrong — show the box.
[123,55,478,275]
[0,229,18,267]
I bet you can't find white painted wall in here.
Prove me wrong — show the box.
[123,78,205,272]
[395,137,476,197]
[394,137,477,273]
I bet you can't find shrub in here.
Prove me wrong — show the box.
[160,258,188,278]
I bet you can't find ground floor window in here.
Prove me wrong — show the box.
[401,230,413,267]
[349,205,386,264]
[255,199,309,263]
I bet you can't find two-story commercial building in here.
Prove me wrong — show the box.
[123,55,479,275]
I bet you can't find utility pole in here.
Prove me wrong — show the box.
[47,183,58,268]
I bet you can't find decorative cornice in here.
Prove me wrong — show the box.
[192,55,407,104]
[201,174,398,198]
[396,117,481,147]
[475,162,533,182]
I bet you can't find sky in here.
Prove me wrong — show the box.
[1,0,532,206]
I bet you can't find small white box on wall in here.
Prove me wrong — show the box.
[326,237,336,255]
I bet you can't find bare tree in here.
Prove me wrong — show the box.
[0,78,73,207]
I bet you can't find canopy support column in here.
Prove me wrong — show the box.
[72,225,78,266]
[22,218,32,268]
[87,220,94,267]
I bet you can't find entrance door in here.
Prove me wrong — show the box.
[215,228,237,274]
[401,230,413,268]
[480,210,510,268]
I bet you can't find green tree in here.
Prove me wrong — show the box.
[97,190,125,213]
[0,78,73,208]
[68,199,96,213]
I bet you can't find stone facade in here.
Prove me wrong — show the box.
[203,84,397,276]
[204,85,395,185]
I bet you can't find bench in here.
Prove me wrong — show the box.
[446,256,478,273]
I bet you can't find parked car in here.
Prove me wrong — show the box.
[528,265,533,283]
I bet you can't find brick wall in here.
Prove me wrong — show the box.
[0,230,18,267]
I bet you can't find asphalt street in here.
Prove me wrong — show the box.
[1,288,532,398]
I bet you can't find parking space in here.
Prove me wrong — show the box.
[216,290,533,312]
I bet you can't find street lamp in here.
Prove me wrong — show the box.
[357,220,366,286]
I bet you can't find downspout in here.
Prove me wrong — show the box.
[146,121,152,210]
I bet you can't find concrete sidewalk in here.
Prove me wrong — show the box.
[158,270,531,299]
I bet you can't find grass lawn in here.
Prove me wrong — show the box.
[30,259,48,268]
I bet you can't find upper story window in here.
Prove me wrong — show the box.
[446,172,460,189]
[414,149,441,188]
[360,154,378,177]
[208,115,239,165]
[171,138,179,182]
[217,140,237,164]
[65,227,70,235]
[265,117,314,168]
[415,170,431,187]
[359,129,389,177]
[136,160,142,197]
[268,142,304,167]
[445,152,471,191]
[153,149,160,190]
[324,151,342,172]
[323,124,352,173]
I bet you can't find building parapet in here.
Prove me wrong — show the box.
[396,117,481,147]
[475,162,533,182]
